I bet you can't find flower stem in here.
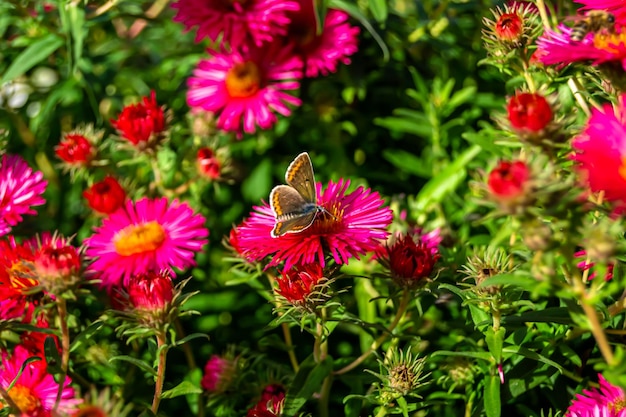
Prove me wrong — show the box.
[334,290,411,376]
[374,405,388,417]
[54,297,71,412]
[152,331,169,414]
[282,322,299,372]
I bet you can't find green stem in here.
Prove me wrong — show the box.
[374,405,388,417]
[151,331,169,414]
[334,290,411,375]
[54,298,71,412]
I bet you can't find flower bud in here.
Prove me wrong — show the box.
[197,148,221,180]
[382,234,440,289]
[487,160,531,210]
[34,240,81,293]
[111,91,167,151]
[55,133,95,166]
[201,354,237,393]
[127,270,174,312]
[83,177,126,215]
[507,92,552,133]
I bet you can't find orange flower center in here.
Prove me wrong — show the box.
[225,62,260,98]
[593,31,626,54]
[619,157,626,181]
[312,204,344,233]
[7,384,40,413]
[114,222,166,257]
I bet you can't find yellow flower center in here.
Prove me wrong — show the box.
[593,31,626,54]
[114,222,166,257]
[609,397,626,413]
[312,204,344,233]
[225,62,260,98]
[7,384,40,413]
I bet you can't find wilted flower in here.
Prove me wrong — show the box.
[572,94,626,207]
[83,176,127,215]
[566,374,626,417]
[187,43,302,136]
[0,345,81,415]
[370,349,429,405]
[232,179,392,270]
[111,91,167,150]
[172,0,299,46]
[201,354,238,393]
[85,197,209,288]
[0,154,47,237]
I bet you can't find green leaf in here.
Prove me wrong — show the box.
[382,149,431,178]
[368,0,388,23]
[2,34,64,83]
[282,354,333,417]
[174,332,210,347]
[502,346,567,374]
[242,157,272,202]
[329,0,389,61]
[44,337,63,375]
[485,327,505,364]
[412,144,481,215]
[477,273,538,291]
[160,380,203,399]
[7,356,41,391]
[397,396,409,417]
[431,350,493,362]
[501,307,573,326]
[110,355,157,377]
[484,375,501,417]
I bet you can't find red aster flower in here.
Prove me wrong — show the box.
[111,91,167,150]
[507,92,553,133]
[382,234,440,289]
[495,12,523,41]
[487,160,531,203]
[0,236,39,320]
[275,263,325,307]
[127,270,174,312]
[197,148,221,180]
[55,133,96,167]
[34,235,81,293]
[247,384,285,416]
[83,176,126,215]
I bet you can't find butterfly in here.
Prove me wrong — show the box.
[269,152,325,238]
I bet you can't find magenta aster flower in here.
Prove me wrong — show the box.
[187,43,302,136]
[576,0,626,21]
[537,22,626,70]
[232,179,392,270]
[172,0,299,46]
[0,154,47,237]
[201,354,237,393]
[566,374,626,417]
[0,345,80,415]
[571,94,626,205]
[84,197,209,288]
[287,3,360,77]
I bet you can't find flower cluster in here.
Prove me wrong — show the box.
[172,0,360,135]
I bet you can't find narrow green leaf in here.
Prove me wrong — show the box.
[502,346,566,374]
[477,273,538,291]
[382,149,431,178]
[2,34,64,83]
[430,350,493,362]
[160,380,203,399]
[68,3,85,68]
[110,355,157,376]
[485,327,505,364]
[484,375,501,417]
[282,355,333,417]
[329,0,389,61]
[7,356,41,391]
[501,307,573,326]
[174,332,210,347]
[397,396,409,417]
[412,144,481,214]
[374,116,432,138]
[368,0,388,23]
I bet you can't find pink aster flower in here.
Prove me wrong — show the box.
[186,43,302,136]
[576,0,626,21]
[537,22,626,70]
[566,374,626,417]
[232,179,392,270]
[84,197,209,288]
[571,94,626,205]
[172,0,299,46]
[286,3,360,77]
[0,345,80,415]
[201,354,238,393]
[0,154,47,237]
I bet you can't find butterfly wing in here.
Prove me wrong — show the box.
[284,152,317,204]
[270,185,317,237]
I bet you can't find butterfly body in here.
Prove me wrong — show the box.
[270,152,323,238]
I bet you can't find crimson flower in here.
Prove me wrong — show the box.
[83,176,126,215]
[487,160,530,202]
[127,270,174,311]
[495,12,523,42]
[382,234,440,289]
[55,133,95,167]
[275,263,325,306]
[111,91,167,149]
[197,148,221,180]
[507,92,553,133]
[201,355,237,393]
